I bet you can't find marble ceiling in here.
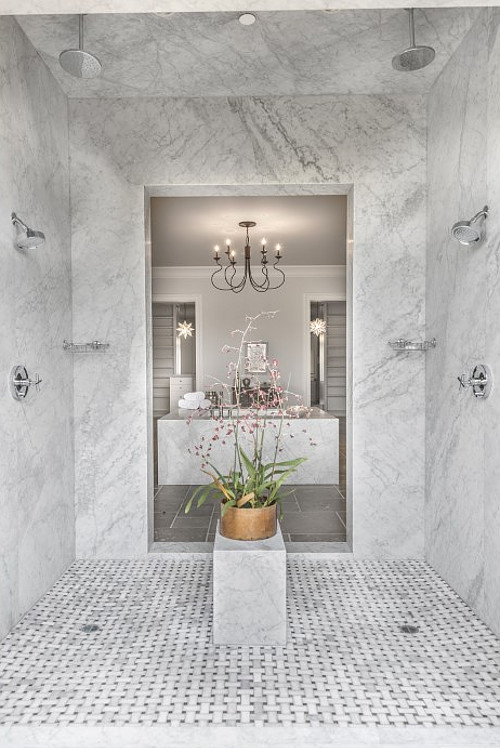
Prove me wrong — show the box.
[17,8,477,98]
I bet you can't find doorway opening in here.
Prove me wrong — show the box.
[309,298,347,514]
[152,301,197,488]
[147,186,352,550]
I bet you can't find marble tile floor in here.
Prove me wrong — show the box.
[153,484,346,543]
[0,558,499,742]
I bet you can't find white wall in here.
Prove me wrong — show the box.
[0,18,74,639]
[69,94,426,559]
[426,8,500,637]
[153,268,345,401]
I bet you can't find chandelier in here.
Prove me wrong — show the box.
[310,318,326,336]
[211,221,285,293]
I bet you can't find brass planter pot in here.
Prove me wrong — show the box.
[220,503,277,541]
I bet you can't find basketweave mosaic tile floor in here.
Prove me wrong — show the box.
[0,558,499,729]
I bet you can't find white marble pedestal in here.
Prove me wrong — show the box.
[213,522,287,646]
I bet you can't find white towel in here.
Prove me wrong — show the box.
[178,398,212,410]
[178,398,198,410]
[184,391,206,402]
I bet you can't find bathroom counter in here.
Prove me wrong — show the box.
[157,408,339,485]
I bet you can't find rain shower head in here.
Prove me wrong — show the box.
[59,15,102,79]
[451,206,489,246]
[392,9,436,72]
[11,213,45,250]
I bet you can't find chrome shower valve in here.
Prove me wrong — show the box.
[10,366,43,401]
[458,364,492,399]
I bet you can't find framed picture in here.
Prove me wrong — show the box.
[245,342,268,373]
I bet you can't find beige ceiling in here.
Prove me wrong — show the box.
[151,195,346,266]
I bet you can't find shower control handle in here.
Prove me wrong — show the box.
[458,364,492,399]
[31,374,43,392]
[10,366,43,401]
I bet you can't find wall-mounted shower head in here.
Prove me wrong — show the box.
[59,15,102,79]
[392,9,436,72]
[451,206,489,246]
[11,213,46,250]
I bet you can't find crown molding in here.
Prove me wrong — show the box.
[153,265,346,280]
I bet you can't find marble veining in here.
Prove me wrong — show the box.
[69,92,426,559]
[213,522,287,644]
[157,410,339,485]
[0,17,74,640]
[16,9,478,99]
[1,726,500,748]
[426,8,500,637]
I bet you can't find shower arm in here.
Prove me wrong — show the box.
[11,213,29,232]
[408,8,416,47]
[471,207,488,224]
[79,14,84,51]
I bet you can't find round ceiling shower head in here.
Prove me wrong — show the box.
[451,207,489,246]
[59,49,101,78]
[392,45,435,72]
[59,15,101,79]
[392,9,435,72]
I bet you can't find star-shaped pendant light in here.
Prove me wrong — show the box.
[310,318,326,337]
[177,320,194,339]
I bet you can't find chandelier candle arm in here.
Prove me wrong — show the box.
[210,221,285,293]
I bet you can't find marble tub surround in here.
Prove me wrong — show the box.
[69,93,426,559]
[0,17,74,640]
[213,522,287,645]
[157,408,339,485]
[426,8,500,637]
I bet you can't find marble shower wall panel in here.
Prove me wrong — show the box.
[69,93,426,559]
[484,9,500,638]
[0,18,74,639]
[426,9,500,637]
[70,143,147,558]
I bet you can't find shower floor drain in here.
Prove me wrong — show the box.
[80,623,100,633]
[400,623,420,634]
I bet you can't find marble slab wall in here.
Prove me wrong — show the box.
[0,18,74,639]
[426,9,500,637]
[69,92,426,559]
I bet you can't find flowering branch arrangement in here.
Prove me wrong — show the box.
[185,311,307,515]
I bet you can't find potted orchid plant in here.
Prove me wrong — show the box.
[185,311,308,541]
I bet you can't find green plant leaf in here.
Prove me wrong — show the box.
[221,499,236,515]
[239,448,257,479]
